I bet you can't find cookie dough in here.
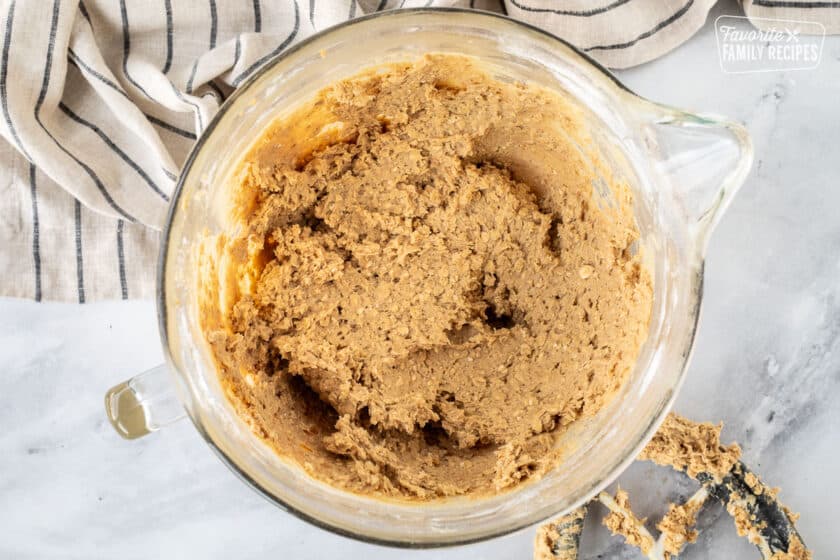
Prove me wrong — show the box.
[639,413,742,481]
[602,489,655,555]
[203,55,653,499]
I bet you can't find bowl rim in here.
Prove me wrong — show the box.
[156,7,699,548]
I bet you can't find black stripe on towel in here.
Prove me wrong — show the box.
[119,0,155,100]
[754,0,840,6]
[233,34,242,71]
[234,0,300,86]
[74,199,86,303]
[168,79,204,133]
[68,48,131,101]
[68,49,197,140]
[37,0,137,222]
[36,127,138,221]
[117,219,128,299]
[58,102,170,202]
[145,113,196,139]
[507,0,632,16]
[163,0,173,73]
[161,166,178,181]
[29,164,42,301]
[1,0,32,160]
[209,0,217,49]
[186,59,199,94]
[253,0,262,32]
[78,0,91,24]
[584,0,694,51]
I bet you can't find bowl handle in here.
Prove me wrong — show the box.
[105,364,186,439]
[642,110,753,254]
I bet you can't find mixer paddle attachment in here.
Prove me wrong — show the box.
[533,413,811,560]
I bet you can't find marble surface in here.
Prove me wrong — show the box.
[1,3,838,558]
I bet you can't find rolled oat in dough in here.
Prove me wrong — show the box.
[202,55,653,499]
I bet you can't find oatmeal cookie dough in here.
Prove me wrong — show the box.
[639,413,742,481]
[203,55,653,498]
[603,489,655,555]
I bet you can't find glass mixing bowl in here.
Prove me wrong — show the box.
[105,8,752,547]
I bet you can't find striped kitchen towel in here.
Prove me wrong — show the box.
[0,0,834,301]
[743,0,840,33]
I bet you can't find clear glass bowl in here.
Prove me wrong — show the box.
[105,8,752,547]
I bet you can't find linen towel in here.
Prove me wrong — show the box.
[0,0,834,302]
[743,0,840,33]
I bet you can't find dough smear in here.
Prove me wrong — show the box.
[203,55,653,499]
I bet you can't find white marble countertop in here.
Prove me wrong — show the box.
[2,3,838,559]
